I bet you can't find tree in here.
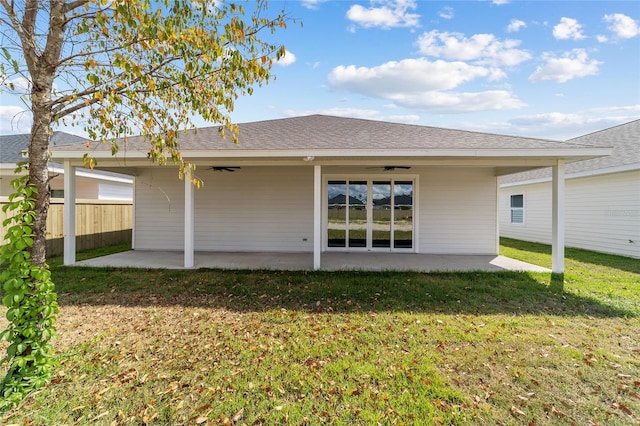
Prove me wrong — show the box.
[0,0,289,407]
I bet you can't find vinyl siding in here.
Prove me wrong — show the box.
[134,167,314,252]
[417,167,498,255]
[134,168,186,250]
[134,166,499,255]
[194,166,313,252]
[500,170,640,258]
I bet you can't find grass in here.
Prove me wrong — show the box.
[0,240,639,425]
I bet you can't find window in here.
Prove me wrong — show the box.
[51,189,64,199]
[510,194,524,224]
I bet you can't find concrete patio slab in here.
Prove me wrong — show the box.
[74,250,550,273]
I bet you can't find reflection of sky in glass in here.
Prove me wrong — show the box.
[328,181,413,203]
[349,183,367,202]
[394,183,412,196]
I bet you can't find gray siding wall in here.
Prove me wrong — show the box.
[500,170,640,258]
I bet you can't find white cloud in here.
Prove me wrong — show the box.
[492,0,509,5]
[0,106,32,134]
[529,49,601,83]
[507,106,640,139]
[276,50,296,67]
[596,35,608,43]
[439,6,454,20]
[283,107,421,125]
[327,58,524,113]
[603,13,640,39]
[507,19,526,33]
[416,30,531,67]
[389,90,525,113]
[346,0,420,29]
[300,0,327,10]
[328,58,495,94]
[1,76,31,94]
[553,17,586,40]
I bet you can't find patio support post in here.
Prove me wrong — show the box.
[313,165,321,270]
[63,160,76,265]
[184,173,194,268]
[552,159,565,274]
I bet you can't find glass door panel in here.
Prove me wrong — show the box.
[372,181,391,248]
[327,181,346,247]
[394,181,413,249]
[348,181,367,248]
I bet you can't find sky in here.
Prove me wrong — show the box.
[1,0,639,141]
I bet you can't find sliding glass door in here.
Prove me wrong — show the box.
[327,179,413,251]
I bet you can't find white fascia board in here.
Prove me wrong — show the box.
[48,164,133,184]
[500,162,640,188]
[52,147,613,161]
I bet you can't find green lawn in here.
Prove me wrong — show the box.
[1,240,638,425]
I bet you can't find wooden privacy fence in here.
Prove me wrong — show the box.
[1,198,132,256]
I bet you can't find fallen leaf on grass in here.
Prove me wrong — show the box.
[510,405,525,417]
[90,411,109,422]
[629,391,640,400]
[613,402,633,416]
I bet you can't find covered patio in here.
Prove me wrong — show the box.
[74,250,550,272]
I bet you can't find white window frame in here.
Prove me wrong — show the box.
[323,174,418,253]
[510,193,525,225]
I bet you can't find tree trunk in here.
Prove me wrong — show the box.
[28,107,53,268]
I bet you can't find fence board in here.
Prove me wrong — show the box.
[1,199,132,256]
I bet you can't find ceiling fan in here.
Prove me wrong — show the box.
[209,166,241,172]
[367,166,412,171]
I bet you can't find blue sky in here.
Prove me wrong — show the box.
[1,0,639,140]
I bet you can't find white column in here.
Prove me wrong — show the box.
[552,159,565,274]
[63,160,76,265]
[184,173,194,268]
[313,165,321,270]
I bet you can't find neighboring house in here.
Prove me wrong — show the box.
[0,132,133,200]
[500,120,640,259]
[51,115,611,272]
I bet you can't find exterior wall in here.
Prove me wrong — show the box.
[134,166,499,255]
[134,166,315,252]
[1,170,132,200]
[194,166,314,252]
[500,170,640,258]
[133,168,186,250]
[417,167,498,255]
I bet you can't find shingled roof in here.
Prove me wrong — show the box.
[0,132,87,164]
[501,119,640,184]
[52,114,605,154]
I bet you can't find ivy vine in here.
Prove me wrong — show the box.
[0,169,59,410]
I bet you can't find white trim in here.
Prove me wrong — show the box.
[63,161,76,266]
[500,163,640,188]
[509,193,525,225]
[52,147,613,160]
[323,174,418,253]
[313,165,321,270]
[184,175,194,268]
[552,160,565,274]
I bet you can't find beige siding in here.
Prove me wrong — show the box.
[134,166,314,252]
[500,170,640,258]
[135,166,499,255]
[194,166,314,252]
[134,168,186,250]
[417,167,498,255]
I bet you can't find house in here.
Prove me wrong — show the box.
[500,120,639,259]
[0,132,133,200]
[50,115,612,272]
